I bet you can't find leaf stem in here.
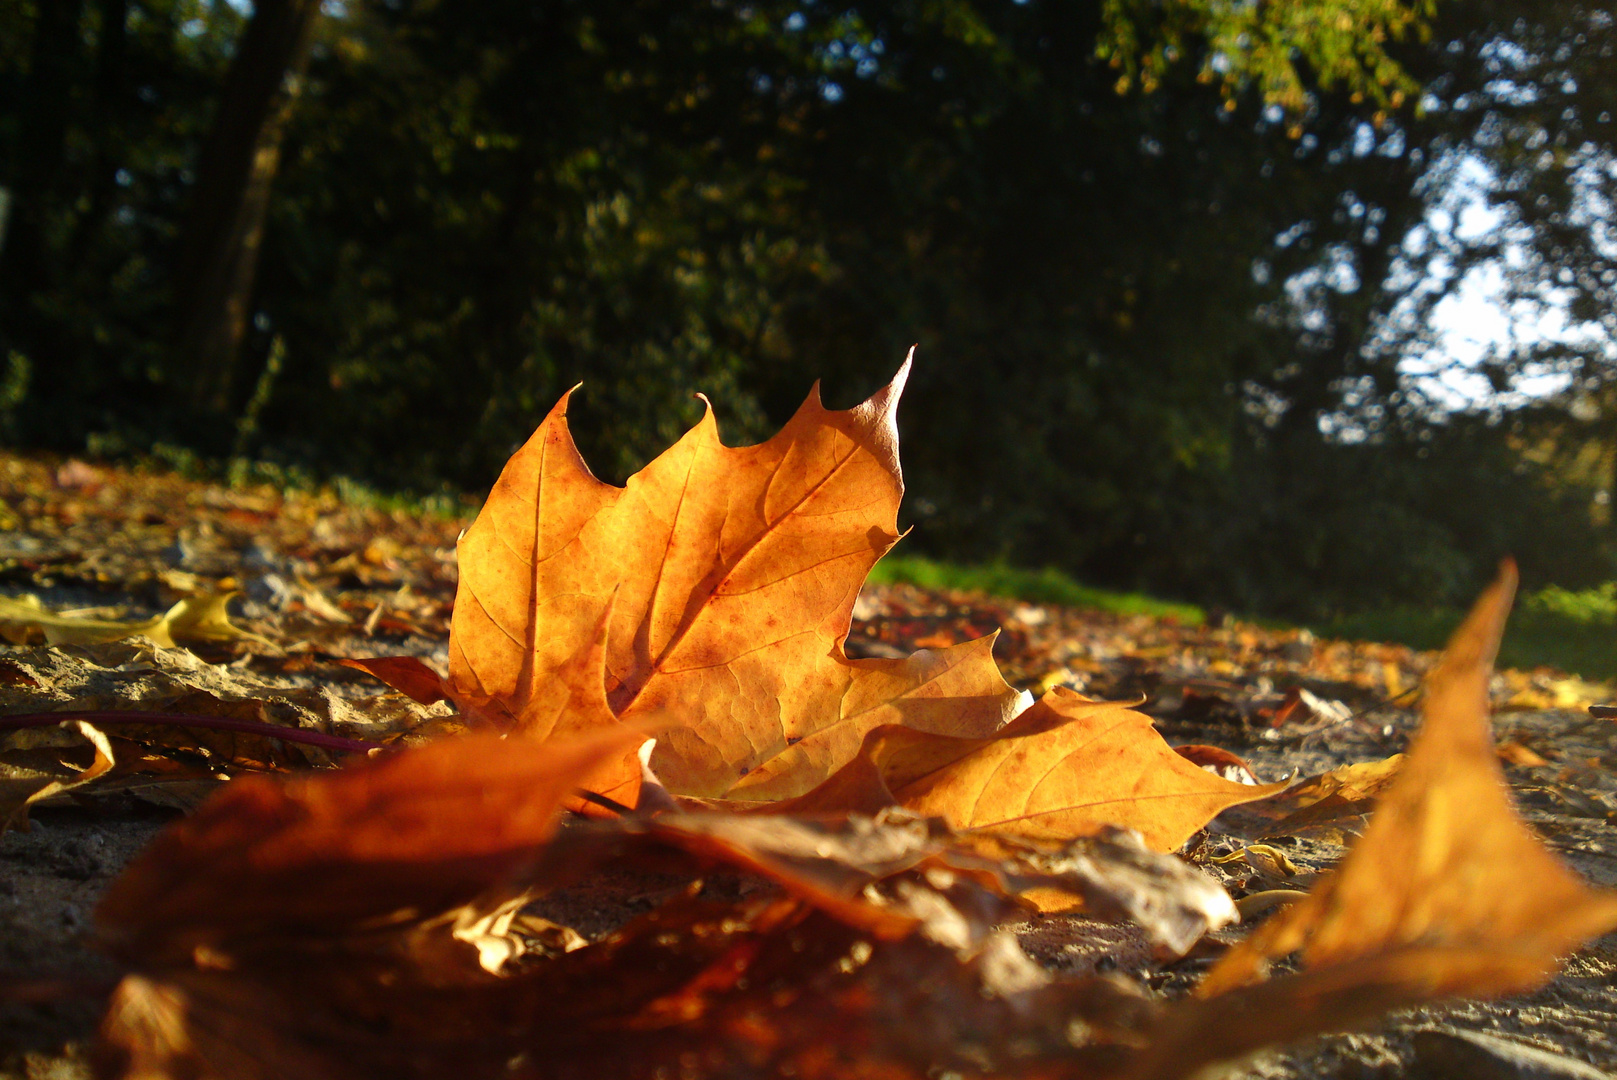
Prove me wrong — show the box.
[0,711,385,754]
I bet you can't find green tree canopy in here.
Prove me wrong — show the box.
[2,0,1614,616]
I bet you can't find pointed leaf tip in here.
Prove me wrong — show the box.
[1196,566,1617,1005]
[1432,559,1516,683]
[856,354,912,429]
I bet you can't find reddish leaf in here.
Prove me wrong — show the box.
[336,656,449,706]
[96,725,643,965]
[1171,744,1261,785]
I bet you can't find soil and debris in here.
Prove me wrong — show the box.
[2,452,1616,1079]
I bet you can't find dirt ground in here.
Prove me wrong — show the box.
[2,453,1615,1079]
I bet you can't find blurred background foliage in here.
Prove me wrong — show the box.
[4,0,1617,624]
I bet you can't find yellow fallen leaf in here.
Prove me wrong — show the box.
[0,593,261,649]
[0,594,168,646]
[1286,754,1404,808]
[158,594,267,645]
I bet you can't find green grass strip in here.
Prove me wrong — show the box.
[1318,587,1617,681]
[870,556,1617,681]
[866,555,1204,623]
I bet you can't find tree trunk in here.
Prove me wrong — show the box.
[0,0,86,312]
[68,0,130,268]
[172,0,321,417]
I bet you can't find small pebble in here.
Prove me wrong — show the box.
[54,838,105,881]
[1413,1028,1614,1080]
[161,537,195,567]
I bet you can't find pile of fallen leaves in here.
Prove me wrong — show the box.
[5,361,1617,1079]
[3,446,1601,717]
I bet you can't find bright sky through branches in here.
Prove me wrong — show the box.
[1398,156,1607,411]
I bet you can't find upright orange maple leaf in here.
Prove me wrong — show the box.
[348,359,1274,846]
[357,358,1023,800]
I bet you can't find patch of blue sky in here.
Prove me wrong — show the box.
[1383,155,1612,411]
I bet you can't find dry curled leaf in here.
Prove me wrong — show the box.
[630,809,1237,953]
[96,891,1158,1080]
[1245,753,1406,836]
[0,718,115,830]
[0,640,439,773]
[94,741,1186,1080]
[1122,563,1617,1080]
[955,828,1240,953]
[1284,754,1405,809]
